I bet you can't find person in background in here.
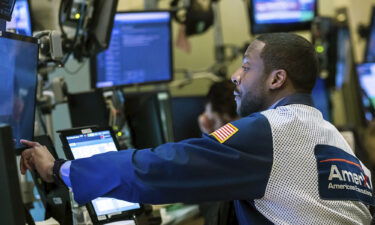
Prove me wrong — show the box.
[198,80,239,134]
[198,80,239,225]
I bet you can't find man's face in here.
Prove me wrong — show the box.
[231,40,268,117]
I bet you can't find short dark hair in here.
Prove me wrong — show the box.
[256,33,319,92]
[206,80,237,119]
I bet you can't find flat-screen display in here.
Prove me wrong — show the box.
[356,63,375,121]
[66,130,141,217]
[171,97,206,142]
[67,90,109,128]
[335,27,352,89]
[0,32,38,150]
[6,0,32,36]
[248,0,317,34]
[365,7,375,62]
[124,91,172,148]
[92,11,173,88]
[311,78,331,121]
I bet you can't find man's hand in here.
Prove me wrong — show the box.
[20,139,55,183]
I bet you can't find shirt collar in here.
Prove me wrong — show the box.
[268,98,284,110]
[268,93,314,109]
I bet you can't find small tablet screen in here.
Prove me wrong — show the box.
[66,130,141,216]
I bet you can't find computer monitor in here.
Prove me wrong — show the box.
[0,124,26,225]
[356,63,375,122]
[365,7,375,62]
[86,0,118,55]
[335,26,352,89]
[248,0,317,34]
[334,9,367,127]
[124,91,173,149]
[171,96,206,142]
[0,0,16,21]
[311,78,331,121]
[0,32,38,150]
[91,11,173,88]
[59,127,142,224]
[6,0,32,36]
[67,90,109,128]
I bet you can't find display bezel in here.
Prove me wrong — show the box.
[90,10,174,89]
[0,31,38,153]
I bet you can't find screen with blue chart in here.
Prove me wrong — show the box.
[94,11,173,88]
[66,130,141,216]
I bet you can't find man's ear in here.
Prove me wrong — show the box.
[268,69,287,90]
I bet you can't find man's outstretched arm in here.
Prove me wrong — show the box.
[68,114,274,205]
[20,113,274,206]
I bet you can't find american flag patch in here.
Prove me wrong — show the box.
[211,123,239,143]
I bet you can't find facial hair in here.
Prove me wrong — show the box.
[237,89,266,117]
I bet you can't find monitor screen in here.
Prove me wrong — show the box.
[92,11,173,88]
[124,91,172,148]
[311,78,331,121]
[6,0,32,36]
[67,90,109,128]
[171,97,206,142]
[365,7,375,62]
[356,63,375,121]
[0,0,16,21]
[66,130,141,216]
[248,0,317,34]
[335,27,352,88]
[0,32,38,150]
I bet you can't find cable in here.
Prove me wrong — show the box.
[58,0,87,64]
[58,0,68,38]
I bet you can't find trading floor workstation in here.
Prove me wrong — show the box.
[1,0,375,224]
